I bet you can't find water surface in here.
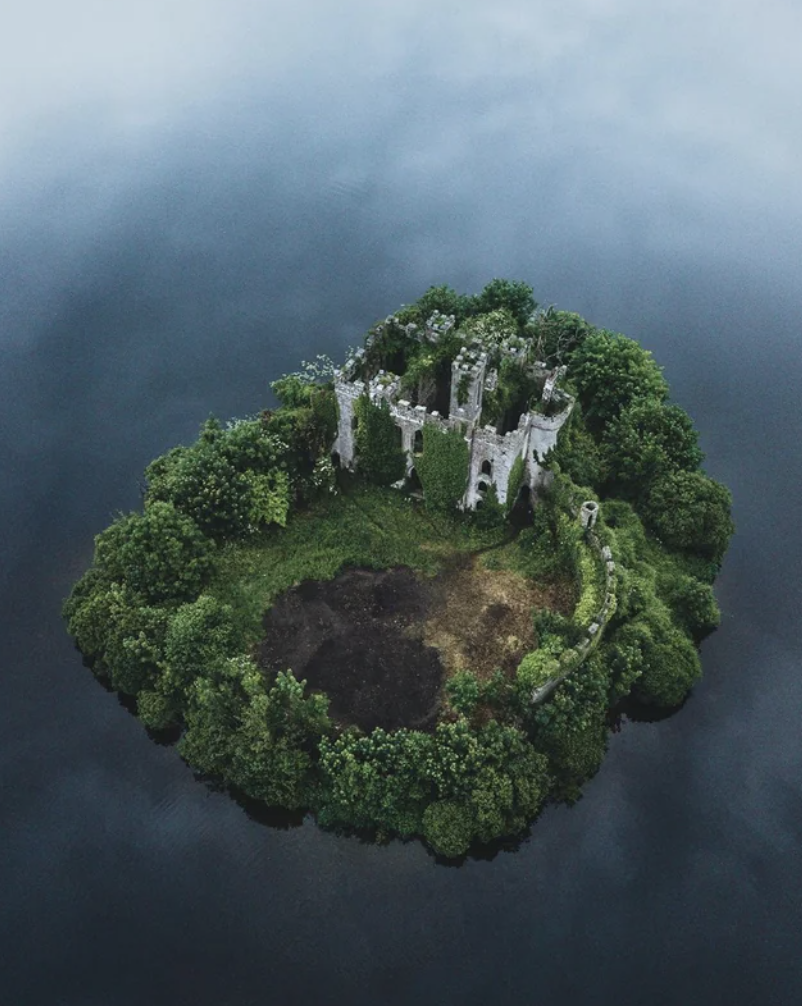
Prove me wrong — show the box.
[2,3,801,1004]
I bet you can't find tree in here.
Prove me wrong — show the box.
[643,469,734,564]
[145,418,292,538]
[548,404,606,491]
[633,616,702,707]
[408,284,473,326]
[602,400,703,500]
[180,660,331,809]
[473,279,537,329]
[570,330,669,428]
[94,501,214,604]
[422,800,475,858]
[525,309,594,366]
[423,719,550,847]
[145,443,254,538]
[318,727,432,836]
[103,603,170,696]
[162,594,238,697]
[530,652,610,800]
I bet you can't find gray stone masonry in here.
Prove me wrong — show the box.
[331,318,574,510]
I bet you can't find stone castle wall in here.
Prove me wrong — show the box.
[331,344,573,509]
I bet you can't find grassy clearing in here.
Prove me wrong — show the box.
[207,482,511,647]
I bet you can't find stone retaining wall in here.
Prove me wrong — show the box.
[530,525,618,705]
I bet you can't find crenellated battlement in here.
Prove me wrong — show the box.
[331,318,574,510]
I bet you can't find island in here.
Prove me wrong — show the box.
[64,279,734,858]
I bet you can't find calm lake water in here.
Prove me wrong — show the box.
[2,4,802,1004]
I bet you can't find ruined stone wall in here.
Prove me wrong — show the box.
[530,529,618,706]
[391,399,449,476]
[332,375,365,467]
[331,344,573,509]
[465,422,527,507]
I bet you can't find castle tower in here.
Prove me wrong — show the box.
[449,347,487,425]
[332,372,365,469]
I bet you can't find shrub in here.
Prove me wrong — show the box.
[517,650,560,695]
[446,671,482,716]
[572,544,603,628]
[505,455,526,515]
[458,308,519,348]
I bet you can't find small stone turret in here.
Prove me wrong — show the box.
[580,500,599,529]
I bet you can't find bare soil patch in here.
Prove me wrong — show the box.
[255,557,572,732]
[424,555,574,679]
[256,567,442,732]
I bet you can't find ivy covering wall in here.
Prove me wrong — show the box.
[416,424,469,510]
[354,394,407,486]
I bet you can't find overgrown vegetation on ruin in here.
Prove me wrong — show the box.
[63,279,734,858]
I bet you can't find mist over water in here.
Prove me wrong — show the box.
[2,3,802,1004]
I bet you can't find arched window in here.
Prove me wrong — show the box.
[481,459,492,477]
[477,480,489,495]
[414,429,423,454]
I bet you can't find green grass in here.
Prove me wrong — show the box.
[207,482,510,646]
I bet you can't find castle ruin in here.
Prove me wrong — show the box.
[331,312,574,510]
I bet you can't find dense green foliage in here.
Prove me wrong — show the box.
[571,330,669,427]
[416,424,469,510]
[644,470,735,564]
[319,718,550,856]
[472,279,537,329]
[525,309,594,366]
[354,395,407,486]
[145,418,292,539]
[64,279,734,858]
[601,400,704,501]
[94,501,215,604]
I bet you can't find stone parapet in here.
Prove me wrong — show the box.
[530,513,619,705]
